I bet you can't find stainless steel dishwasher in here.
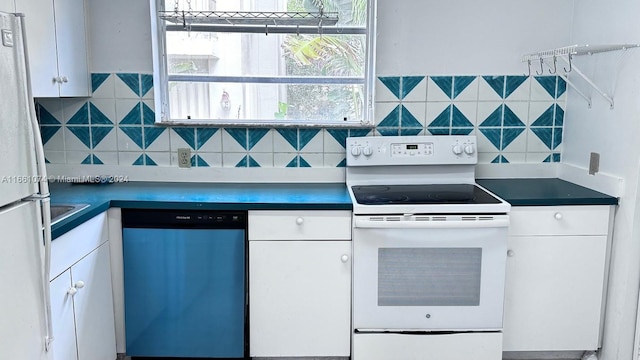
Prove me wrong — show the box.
[122,209,247,358]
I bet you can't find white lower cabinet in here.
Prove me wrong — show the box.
[503,205,612,351]
[249,210,351,357]
[50,212,116,360]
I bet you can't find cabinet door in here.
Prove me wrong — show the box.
[503,235,607,351]
[250,241,351,357]
[16,0,59,97]
[72,242,116,360]
[53,0,90,97]
[50,270,79,360]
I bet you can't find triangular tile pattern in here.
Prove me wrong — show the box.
[400,128,422,136]
[81,154,104,165]
[68,103,90,124]
[429,106,452,128]
[37,104,61,125]
[227,128,249,150]
[89,103,113,125]
[174,128,196,149]
[453,76,475,99]
[68,126,91,148]
[40,126,61,145]
[236,155,261,167]
[480,105,503,127]
[400,105,423,128]
[197,128,219,150]
[379,77,401,99]
[327,129,349,148]
[401,76,425,99]
[503,105,525,127]
[535,76,557,98]
[505,76,527,98]
[191,155,209,167]
[144,127,166,148]
[299,129,320,150]
[479,128,502,150]
[117,73,141,96]
[91,73,110,92]
[276,129,297,150]
[451,128,473,135]
[140,75,154,97]
[348,129,371,138]
[91,127,113,148]
[285,155,310,168]
[132,154,157,166]
[142,103,155,125]
[532,105,555,126]
[483,76,505,98]
[336,158,347,167]
[492,155,509,164]
[378,128,400,136]
[451,105,473,127]
[378,106,401,127]
[431,76,453,98]
[120,127,144,149]
[120,103,142,125]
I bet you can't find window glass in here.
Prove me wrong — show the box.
[153,0,375,126]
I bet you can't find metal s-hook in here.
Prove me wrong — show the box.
[563,53,573,73]
[536,58,544,75]
[525,59,532,76]
[548,55,557,74]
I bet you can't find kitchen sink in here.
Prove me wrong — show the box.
[50,204,89,224]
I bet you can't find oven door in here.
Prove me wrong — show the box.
[352,214,509,332]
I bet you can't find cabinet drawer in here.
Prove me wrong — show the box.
[249,210,351,240]
[509,206,611,236]
[51,212,108,278]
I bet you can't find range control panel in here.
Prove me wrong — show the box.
[346,135,477,166]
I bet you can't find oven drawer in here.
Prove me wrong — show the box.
[509,206,611,236]
[248,210,351,240]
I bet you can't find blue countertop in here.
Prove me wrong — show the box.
[49,182,351,239]
[50,178,619,239]
[477,178,619,206]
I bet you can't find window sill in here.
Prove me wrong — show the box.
[156,119,375,128]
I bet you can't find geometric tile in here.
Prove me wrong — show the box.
[553,127,563,150]
[236,155,261,167]
[117,73,140,96]
[67,126,91,148]
[543,153,561,163]
[503,105,525,127]
[451,105,473,127]
[299,156,311,167]
[40,126,61,145]
[275,129,297,150]
[91,127,113,148]
[89,103,113,125]
[451,127,474,135]
[531,105,555,127]
[535,76,557,98]
[285,155,311,168]
[286,156,298,168]
[400,128,423,136]
[91,73,110,92]
[377,128,400,136]
[479,128,502,150]
[428,106,451,127]
[483,76,505,98]
[120,103,142,125]
[531,127,553,149]
[67,103,90,124]
[401,76,425,99]
[132,154,157,166]
[502,128,525,149]
[378,106,401,127]
[505,76,528,98]
[431,76,453,99]
[37,104,61,125]
[400,105,423,127]
[557,77,567,98]
[81,155,93,165]
[132,154,145,166]
[453,76,475,99]
[143,127,166,148]
[336,158,346,167]
[197,128,219,150]
[327,129,349,148]
[348,129,371,138]
[140,74,154,97]
[554,105,564,126]
[81,154,104,165]
[378,77,401,99]
[173,128,196,149]
[492,155,509,164]
[190,154,209,167]
[120,126,144,149]
[299,129,320,150]
[428,128,450,135]
[479,105,503,127]
[226,128,249,150]
[142,103,155,125]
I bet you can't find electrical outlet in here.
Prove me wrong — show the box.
[178,148,191,168]
[589,152,600,175]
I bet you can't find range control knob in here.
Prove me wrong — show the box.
[351,146,362,156]
[452,144,463,155]
[464,145,475,155]
[362,146,373,156]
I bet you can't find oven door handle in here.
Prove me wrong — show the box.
[354,218,509,229]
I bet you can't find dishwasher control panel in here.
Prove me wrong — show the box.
[122,209,247,229]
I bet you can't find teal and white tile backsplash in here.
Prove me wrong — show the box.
[37,73,565,168]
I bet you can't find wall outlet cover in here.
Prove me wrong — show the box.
[178,148,191,168]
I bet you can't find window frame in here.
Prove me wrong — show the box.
[149,0,377,128]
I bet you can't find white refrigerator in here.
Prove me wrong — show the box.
[0,11,54,360]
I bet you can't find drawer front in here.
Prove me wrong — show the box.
[509,206,611,236]
[51,212,108,278]
[249,210,351,241]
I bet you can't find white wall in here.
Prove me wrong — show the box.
[87,0,152,73]
[376,0,574,75]
[563,1,640,359]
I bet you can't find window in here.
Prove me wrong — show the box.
[150,0,376,127]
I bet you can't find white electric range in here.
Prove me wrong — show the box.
[346,135,510,360]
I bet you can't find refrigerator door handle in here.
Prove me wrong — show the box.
[17,14,54,351]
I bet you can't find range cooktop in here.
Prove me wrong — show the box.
[351,184,503,205]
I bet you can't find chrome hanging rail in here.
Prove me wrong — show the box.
[522,44,640,109]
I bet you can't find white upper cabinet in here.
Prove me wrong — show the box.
[0,0,15,12]
[17,0,90,97]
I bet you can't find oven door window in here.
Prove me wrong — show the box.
[378,248,482,306]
